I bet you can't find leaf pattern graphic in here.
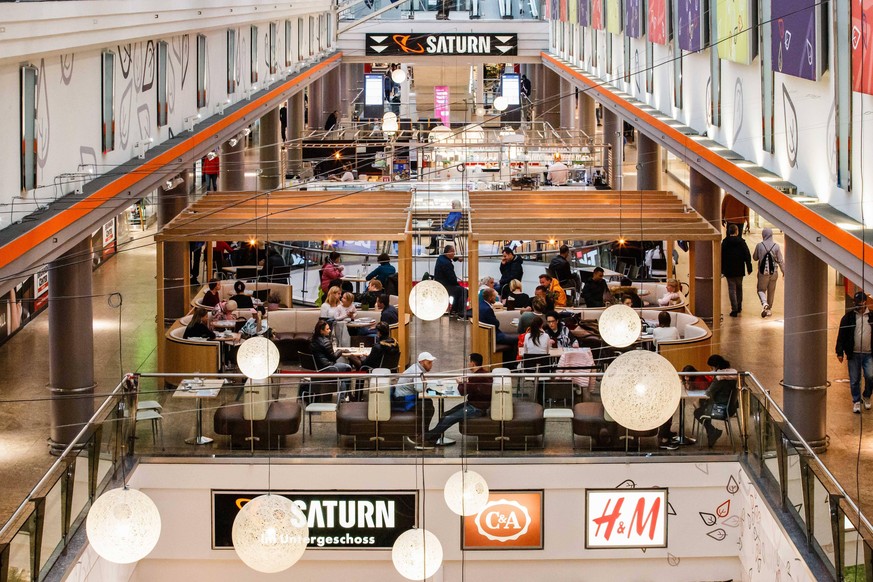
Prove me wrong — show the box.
[707,528,727,541]
[722,515,741,528]
[699,512,717,526]
[716,500,731,518]
[667,553,679,566]
[726,475,739,494]
[615,479,636,489]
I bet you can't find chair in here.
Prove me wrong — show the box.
[491,368,513,450]
[270,264,293,285]
[136,400,162,412]
[136,409,164,448]
[379,349,402,373]
[694,387,739,451]
[297,350,338,443]
[367,369,392,450]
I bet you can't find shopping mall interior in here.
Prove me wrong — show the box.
[0,0,872,580]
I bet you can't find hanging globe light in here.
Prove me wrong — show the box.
[444,469,490,516]
[232,494,309,573]
[493,96,509,111]
[599,304,642,348]
[408,280,450,321]
[382,111,398,124]
[429,125,453,143]
[236,336,280,380]
[600,350,682,431]
[391,68,407,84]
[86,487,162,564]
[392,528,443,581]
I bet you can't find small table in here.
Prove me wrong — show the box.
[422,380,461,446]
[346,318,377,329]
[174,378,227,445]
[339,346,372,358]
[677,389,707,445]
[343,274,368,294]
[212,320,236,330]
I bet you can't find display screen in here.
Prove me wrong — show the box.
[501,73,521,105]
[365,73,383,106]
[771,0,820,81]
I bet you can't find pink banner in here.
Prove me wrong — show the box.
[434,86,450,126]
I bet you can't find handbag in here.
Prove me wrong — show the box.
[710,402,729,420]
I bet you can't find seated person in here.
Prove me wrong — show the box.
[479,288,519,360]
[412,353,491,447]
[478,276,501,306]
[652,311,680,347]
[320,286,345,320]
[229,280,254,309]
[265,292,285,311]
[392,352,437,432]
[544,312,578,348]
[538,274,567,307]
[183,307,216,339]
[378,294,398,324]
[581,267,610,307]
[620,293,643,309]
[518,296,547,335]
[503,279,531,311]
[357,279,383,309]
[338,292,357,321]
[533,285,556,313]
[212,299,240,322]
[310,320,357,400]
[366,253,396,287]
[613,277,643,307]
[240,306,270,338]
[657,279,683,306]
[658,363,703,449]
[694,355,738,448]
[522,316,551,374]
[201,279,221,308]
[360,323,399,370]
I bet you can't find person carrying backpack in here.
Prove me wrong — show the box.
[752,228,785,318]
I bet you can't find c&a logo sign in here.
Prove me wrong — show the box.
[463,491,543,550]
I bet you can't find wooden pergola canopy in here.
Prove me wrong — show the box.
[156,190,413,242]
[466,191,721,241]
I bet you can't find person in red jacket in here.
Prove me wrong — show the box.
[202,151,220,191]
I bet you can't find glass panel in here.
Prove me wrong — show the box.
[760,0,773,151]
[606,33,613,75]
[785,444,806,528]
[672,1,682,108]
[709,0,720,126]
[20,65,38,192]
[310,16,315,57]
[156,41,168,127]
[269,22,277,75]
[811,473,836,569]
[835,0,851,188]
[624,35,630,82]
[285,20,293,66]
[250,26,259,84]
[101,51,115,153]
[9,527,32,582]
[71,451,91,525]
[646,40,653,92]
[842,539,870,580]
[39,477,64,571]
[299,19,305,63]
[197,35,207,109]
[227,29,238,95]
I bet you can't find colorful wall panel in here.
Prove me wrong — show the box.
[677,0,705,51]
[648,0,669,45]
[716,0,756,64]
[591,0,604,29]
[606,0,623,34]
[579,0,590,26]
[771,0,823,81]
[852,0,873,94]
[625,0,643,38]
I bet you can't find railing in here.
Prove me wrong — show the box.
[3,370,870,581]
[337,0,542,24]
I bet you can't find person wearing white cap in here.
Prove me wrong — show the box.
[392,352,437,430]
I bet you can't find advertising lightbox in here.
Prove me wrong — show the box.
[586,488,668,549]
[462,491,544,550]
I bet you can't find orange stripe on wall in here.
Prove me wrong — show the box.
[0,52,342,272]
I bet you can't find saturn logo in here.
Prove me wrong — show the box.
[392,34,425,53]
[474,499,531,542]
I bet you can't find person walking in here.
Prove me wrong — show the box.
[202,151,219,191]
[836,291,873,413]
[721,224,752,317]
[752,228,784,318]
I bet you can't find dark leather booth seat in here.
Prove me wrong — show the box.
[459,401,545,450]
[572,402,616,449]
[214,401,301,449]
[336,401,434,450]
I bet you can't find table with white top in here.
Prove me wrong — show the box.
[174,378,227,445]
[421,380,462,445]
[677,388,707,445]
[345,317,377,329]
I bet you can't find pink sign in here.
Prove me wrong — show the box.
[434,86,450,126]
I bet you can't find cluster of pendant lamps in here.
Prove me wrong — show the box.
[86,295,678,578]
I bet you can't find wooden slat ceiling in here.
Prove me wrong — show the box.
[156,190,413,242]
[467,190,722,241]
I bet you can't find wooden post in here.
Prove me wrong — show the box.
[156,240,166,380]
[687,244,696,310]
[397,235,413,367]
[666,239,675,280]
[711,239,722,340]
[469,239,480,358]
[183,242,191,309]
[206,241,214,281]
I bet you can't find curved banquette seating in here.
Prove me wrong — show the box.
[163,322,222,385]
[191,281,293,308]
[606,281,687,310]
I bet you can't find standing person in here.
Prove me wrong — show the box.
[520,74,532,99]
[189,242,204,285]
[752,228,785,318]
[549,244,574,289]
[324,110,340,132]
[320,251,345,293]
[836,291,873,413]
[498,246,524,294]
[202,152,220,191]
[721,194,750,235]
[434,245,467,318]
[279,104,288,142]
[721,224,752,317]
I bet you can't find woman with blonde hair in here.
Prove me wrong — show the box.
[657,279,683,306]
[320,286,344,319]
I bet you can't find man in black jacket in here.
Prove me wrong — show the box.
[836,291,873,413]
[581,267,609,307]
[549,244,576,288]
[434,245,467,318]
[720,224,752,317]
[498,247,524,293]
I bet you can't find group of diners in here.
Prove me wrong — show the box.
[193,240,289,285]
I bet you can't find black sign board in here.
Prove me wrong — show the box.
[366,33,518,57]
[212,491,417,550]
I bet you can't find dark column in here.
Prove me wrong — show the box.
[321,69,342,123]
[287,91,305,176]
[560,79,574,130]
[539,68,561,129]
[259,107,281,190]
[636,132,662,190]
[221,136,246,191]
[577,90,596,138]
[783,236,828,451]
[47,238,95,453]
[689,168,720,324]
[602,107,622,190]
[308,79,323,131]
[158,172,190,322]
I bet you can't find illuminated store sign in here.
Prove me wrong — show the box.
[366,33,518,56]
[462,491,543,550]
[586,488,668,549]
[212,491,417,550]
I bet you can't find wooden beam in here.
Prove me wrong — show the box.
[711,239,722,346]
[469,241,480,360]
[666,240,675,280]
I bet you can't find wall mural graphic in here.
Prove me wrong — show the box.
[172,35,190,90]
[79,147,97,176]
[606,0,622,34]
[771,0,820,81]
[139,40,156,92]
[60,54,74,86]
[782,84,798,167]
[677,0,703,51]
[648,0,668,45]
[732,78,744,145]
[36,59,50,171]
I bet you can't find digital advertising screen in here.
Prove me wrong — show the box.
[716,0,756,65]
[501,73,521,105]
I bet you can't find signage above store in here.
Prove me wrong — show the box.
[585,488,668,549]
[463,491,543,550]
[366,33,518,56]
[212,491,417,550]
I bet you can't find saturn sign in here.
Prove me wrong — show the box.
[366,33,518,56]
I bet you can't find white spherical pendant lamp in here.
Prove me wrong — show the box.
[392,528,443,581]
[236,336,280,380]
[444,469,490,516]
[600,350,682,431]
[493,96,508,111]
[232,494,309,573]
[599,304,642,348]
[408,280,449,321]
[86,487,162,564]
[391,68,407,84]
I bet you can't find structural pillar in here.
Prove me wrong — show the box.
[308,79,323,131]
[689,168,720,325]
[539,67,561,129]
[259,107,281,190]
[322,69,342,125]
[783,236,828,451]
[221,136,246,191]
[602,107,622,190]
[47,238,95,453]
[636,132,662,190]
[158,171,190,322]
[287,91,305,176]
[577,90,596,138]
[560,79,575,130]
